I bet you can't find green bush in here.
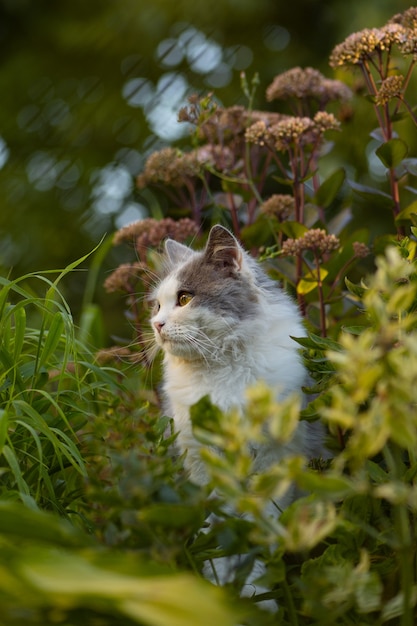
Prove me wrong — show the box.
[2,6,417,626]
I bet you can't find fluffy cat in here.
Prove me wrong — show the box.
[150,224,323,601]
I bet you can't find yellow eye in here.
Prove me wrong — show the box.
[178,291,193,307]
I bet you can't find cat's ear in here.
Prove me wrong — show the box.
[164,238,194,266]
[204,225,243,272]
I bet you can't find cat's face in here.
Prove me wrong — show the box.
[150,226,259,361]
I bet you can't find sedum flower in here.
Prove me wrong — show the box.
[113,217,199,250]
[244,120,269,146]
[96,346,138,365]
[375,75,404,105]
[260,194,295,220]
[266,66,352,106]
[245,116,315,151]
[194,144,235,172]
[272,117,316,149]
[136,148,204,189]
[281,229,340,256]
[103,262,148,293]
[389,9,417,59]
[389,7,417,32]
[313,111,341,132]
[329,24,407,68]
[200,105,286,146]
[245,113,339,153]
[353,241,371,259]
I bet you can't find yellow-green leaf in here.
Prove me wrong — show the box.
[297,267,328,295]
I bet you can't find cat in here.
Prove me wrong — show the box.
[150,224,324,603]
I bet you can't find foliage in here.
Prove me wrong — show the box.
[0,264,237,625]
[0,0,412,330]
[0,253,104,514]
[2,4,417,626]
[0,501,236,626]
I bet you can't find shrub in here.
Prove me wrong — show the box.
[3,5,417,626]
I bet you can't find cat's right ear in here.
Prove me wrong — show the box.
[164,239,194,266]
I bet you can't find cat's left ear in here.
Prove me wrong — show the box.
[164,238,194,266]
[204,225,244,272]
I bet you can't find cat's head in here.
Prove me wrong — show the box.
[150,225,260,361]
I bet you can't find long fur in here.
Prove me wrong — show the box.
[150,225,324,602]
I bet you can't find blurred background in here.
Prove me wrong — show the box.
[0,0,413,341]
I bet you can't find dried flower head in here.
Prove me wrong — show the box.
[281,229,340,256]
[329,24,407,68]
[388,9,417,58]
[113,217,199,251]
[313,111,341,132]
[375,75,404,105]
[244,120,269,146]
[266,67,352,106]
[389,7,417,31]
[272,117,316,148]
[353,241,371,259]
[136,148,203,189]
[245,113,338,153]
[104,262,148,293]
[195,105,286,148]
[96,346,138,365]
[260,194,295,220]
[194,144,235,172]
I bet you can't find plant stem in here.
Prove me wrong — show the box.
[282,578,299,626]
[384,443,414,626]
[314,252,327,337]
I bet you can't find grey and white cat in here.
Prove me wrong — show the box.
[150,224,323,599]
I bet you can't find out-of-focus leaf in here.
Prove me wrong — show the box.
[375,138,408,169]
[349,180,393,208]
[19,547,238,626]
[78,303,105,348]
[0,501,92,546]
[395,200,417,224]
[314,168,345,208]
[402,157,417,176]
[137,503,205,529]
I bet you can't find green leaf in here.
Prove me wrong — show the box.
[349,180,393,208]
[395,200,417,224]
[297,268,328,295]
[2,444,31,496]
[12,305,26,363]
[277,221,308,239]
[137,504,204,529]
[375,138,408,169]
[38,311,65,369]
[19,547,238,626]
[366,460,389,484]
[0,501,92,546]
[293,333,342,352]
[0,409,8,454]
[78,303,105,348]
[402,157,417,176]
[345,277,367,299]
[314,168,345,208]
[297,472,354,499]
[190,395,223,432]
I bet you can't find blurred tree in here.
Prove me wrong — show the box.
[0,0,413,334]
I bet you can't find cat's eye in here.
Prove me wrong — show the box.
[177,291,193,307]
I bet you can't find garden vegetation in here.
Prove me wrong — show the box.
[2,7,417,625]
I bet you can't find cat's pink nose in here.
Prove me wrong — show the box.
[154,321,165,334]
